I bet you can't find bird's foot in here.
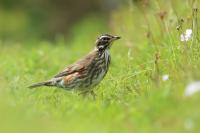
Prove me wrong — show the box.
[79,90,96,100]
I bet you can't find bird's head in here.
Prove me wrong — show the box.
[95,34,121,51]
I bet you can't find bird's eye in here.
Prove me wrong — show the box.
[103,38,108,41]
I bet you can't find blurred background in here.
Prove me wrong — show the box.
[0,0,125,41]
[1,0,200,133]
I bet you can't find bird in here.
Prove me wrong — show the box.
[29,34,121,95]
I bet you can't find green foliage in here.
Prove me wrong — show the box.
[1,0,200,133]
[0,0,114,40]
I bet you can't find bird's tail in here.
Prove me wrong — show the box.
[28,79,55,89]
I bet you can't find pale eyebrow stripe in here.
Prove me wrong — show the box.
[99,35,112,40]
[99,36,108,39]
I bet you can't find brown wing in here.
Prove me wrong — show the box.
[54,64,84,78]
[54,49,97,78]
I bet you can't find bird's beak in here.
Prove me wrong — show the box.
[110,36,121,42]
[114,36,121,40]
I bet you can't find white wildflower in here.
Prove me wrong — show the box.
[184,81,200,97]
[162,74,169,81]
[180,29,192,42]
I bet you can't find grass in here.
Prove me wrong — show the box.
[0,0,200,133]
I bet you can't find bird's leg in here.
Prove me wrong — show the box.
[90,90,96,100]
[79,90,96,100]
[79,90,90,97]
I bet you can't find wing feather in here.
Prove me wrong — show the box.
[54,50,97,78]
